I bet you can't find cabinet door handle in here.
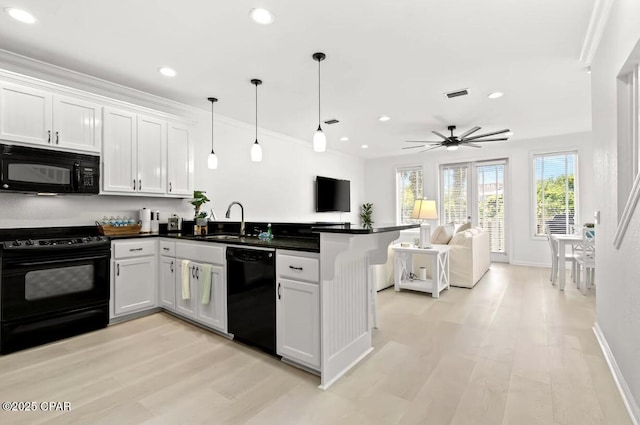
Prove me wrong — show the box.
[191,267,195,278]
[170,261,174,273]
[47,130,51,143]
[55,131,59,144]
[289,265,303,271]
[169,182,172,192]
[117,263,120,276]
[278,282,281,299]
[195,267,199,279]
[139,179,142,191]
[129,247,143,251]
[133,179,136,190]
[163,247,170,251]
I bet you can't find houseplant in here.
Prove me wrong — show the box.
[360,202,374,230]
[191,190,210,226]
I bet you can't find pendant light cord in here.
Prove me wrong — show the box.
[211,101,214,151]
[318,59,321,126]
[255,83,258,141]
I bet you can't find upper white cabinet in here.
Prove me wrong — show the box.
[0,81,101,152]
[53,95,102,152]
[167,123,193,196]
[102,109,169,195]
[103,107,137,193]
[137,115,167,194]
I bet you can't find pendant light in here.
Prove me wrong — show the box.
[250,79,263,162]
[207,97,218,169]
[312,52,327,152]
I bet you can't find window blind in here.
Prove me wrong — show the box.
[441,164,469,225]
[534,152,577,235]
[396,167,423,224]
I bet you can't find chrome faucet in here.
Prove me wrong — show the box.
[225,201,245,237]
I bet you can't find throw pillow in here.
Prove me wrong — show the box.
[456,222,471,233]
[449,230,469,245]
[431,224,454,244]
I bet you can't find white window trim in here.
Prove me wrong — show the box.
[530,150,580,240]
[395,165,424,225]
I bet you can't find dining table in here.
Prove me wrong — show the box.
[551,233,583,290]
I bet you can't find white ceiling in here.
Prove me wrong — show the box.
[0,0,595,158]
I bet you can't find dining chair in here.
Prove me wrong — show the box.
[545,224,577,284]
[575,227,596,295]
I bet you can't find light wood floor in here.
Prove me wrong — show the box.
[0,264,631,425]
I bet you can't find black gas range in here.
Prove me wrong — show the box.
[0,227,111,354]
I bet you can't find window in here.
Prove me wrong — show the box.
[441,163,469,225]
[534,152,578,236]
[396,166,423,224]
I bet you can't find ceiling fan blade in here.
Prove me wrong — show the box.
[463,129,510,141]
[464,137,508,142]
[459,126,481,139]
[402,145,426,150]
[405,141,441,144]
[418,145,443,153]
[464,143,482,148]
[432,131,450,141]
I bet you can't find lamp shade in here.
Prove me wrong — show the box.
[411,199,438,220]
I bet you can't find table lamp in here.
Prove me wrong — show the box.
[411,199,438,248]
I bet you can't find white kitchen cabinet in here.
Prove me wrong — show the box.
[137,115,167,194]
[103,107,137,193]
[167,123,193,196]
[52,95,102,152]
[112,256,157,317]
[276,251,320,370]
[0,82,52,146]
[159,256,176,311]
[174,259,226,332]
[175,259,196,319]
[0,82,101,152]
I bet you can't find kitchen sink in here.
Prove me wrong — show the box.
[202,234,241,240]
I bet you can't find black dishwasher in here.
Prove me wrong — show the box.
[226,247,277,355]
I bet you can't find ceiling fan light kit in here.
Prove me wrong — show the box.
[404,125,511,153]
[312,52,327,153]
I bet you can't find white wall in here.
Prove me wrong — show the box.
[0,57,364,229]
[591,0,640,419]
[364,131,594,266]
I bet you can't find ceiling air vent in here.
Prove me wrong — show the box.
[324,119,339,125]
[444,88,469,99]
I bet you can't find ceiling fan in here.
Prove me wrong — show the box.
[403,125,510,152]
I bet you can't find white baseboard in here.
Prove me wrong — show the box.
[593,323,640,425]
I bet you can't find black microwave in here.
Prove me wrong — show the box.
[0,144,100,194]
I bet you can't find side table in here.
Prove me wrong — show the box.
[392,244,451,298]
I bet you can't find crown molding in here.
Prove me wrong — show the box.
[579,0,614,65]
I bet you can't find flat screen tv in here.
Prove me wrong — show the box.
[316,176,351,212]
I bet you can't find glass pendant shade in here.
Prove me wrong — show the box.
[313,126,326,152]
[207,150,218,169]
[251,140,262,162]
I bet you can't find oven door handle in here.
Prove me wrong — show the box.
[12,255,108,267]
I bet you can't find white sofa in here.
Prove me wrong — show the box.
[375,227,491,290]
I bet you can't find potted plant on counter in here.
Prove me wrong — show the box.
[360,202,374,230]
[191,190,210,231]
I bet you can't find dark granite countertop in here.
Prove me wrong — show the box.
[109,232,320,253]
[311,223,420,234]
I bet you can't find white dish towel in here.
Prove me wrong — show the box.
[181,259,191,299]
[200,263,213,304]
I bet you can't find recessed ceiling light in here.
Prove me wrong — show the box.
[378,116,391,122]
[249,8,274,25]
[340,137,349,141]
[361,144,369,149]
[5,7,36,24]
[488,92,504,99]
[505,131,514,137]
[158,67,177,77]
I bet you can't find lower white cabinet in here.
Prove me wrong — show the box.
[276,251,321,370]
[112,256,157,317]
[159,256,176,311]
